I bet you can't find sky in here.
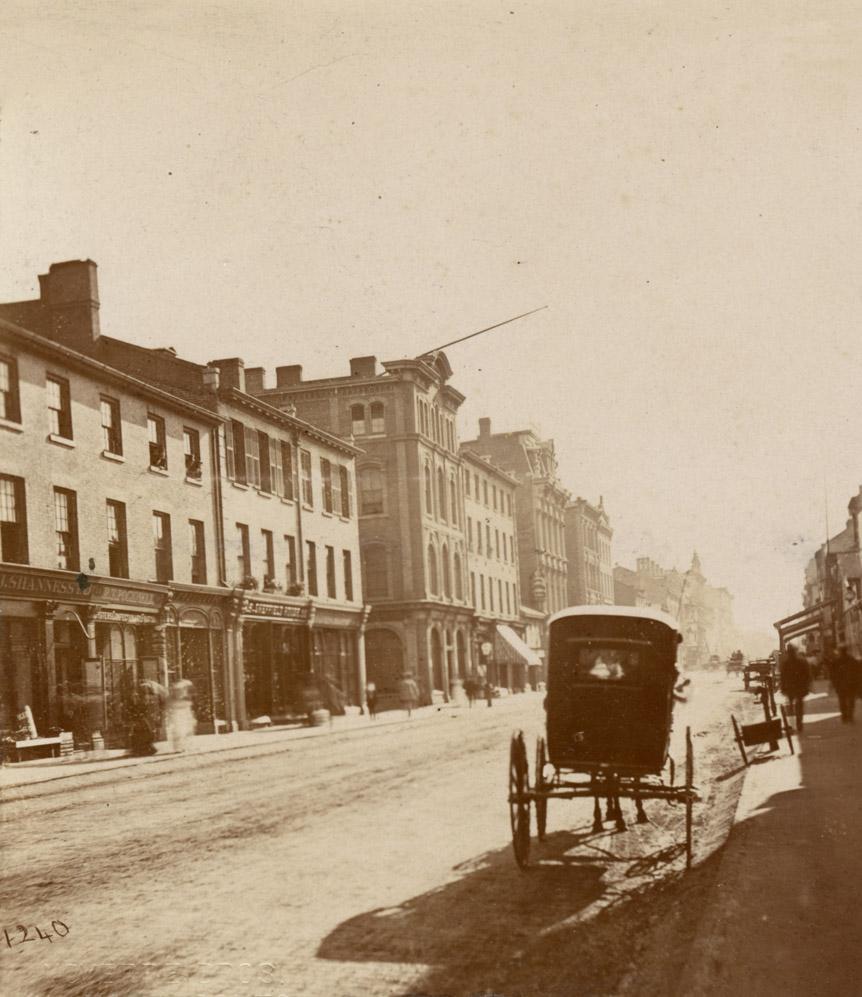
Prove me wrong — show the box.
[3,1,861,634]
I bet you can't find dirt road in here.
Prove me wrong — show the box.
[1,679,756,997]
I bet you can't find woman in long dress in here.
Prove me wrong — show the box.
[166,679,196,752]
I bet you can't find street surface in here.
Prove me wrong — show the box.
[2,677,755,997]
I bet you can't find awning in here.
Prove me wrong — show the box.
[493,624,542,668]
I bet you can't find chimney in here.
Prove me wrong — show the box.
[275,364,303,387]
[349,356,377,378]
[479,417,491,438]
[202,365,220,392]
[39,259,100,351]
[244,367,266,394]
[208,357,245,392]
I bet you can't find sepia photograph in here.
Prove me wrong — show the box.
[1,2,861,995]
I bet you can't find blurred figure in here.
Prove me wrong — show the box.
[399,672,419,718]
[301,674,323,725]
[780,644,811,732]
[127,682,159,756]
[831,643,859,723]
[365,681,378,719]
[484,680,494,708]
[166,678,196,752]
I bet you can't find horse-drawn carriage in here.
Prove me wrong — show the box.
[508,606,697,869]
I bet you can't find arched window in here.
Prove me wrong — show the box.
[449,476,458,525]
[437,467,446,520]
[427,543,438,595]
[358,466,384,516]
[424,465,433,514]
[363,544,389,598]
[453,552,463,600]
[442,543,451,598]
[351,404,366,436]
[370,401,385,434]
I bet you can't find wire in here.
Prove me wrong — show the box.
[417,306,548,356]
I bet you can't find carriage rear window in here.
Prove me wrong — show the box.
[573,646,642,681]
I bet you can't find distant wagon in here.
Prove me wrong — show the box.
[508,606,698,870]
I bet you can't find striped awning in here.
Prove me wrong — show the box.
[493,624,542,668]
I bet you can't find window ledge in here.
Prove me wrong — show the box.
[230,480,250,491]
[101,450,125,463]
[148,465,170,477]
[338,515,351,523]
[256,490,273,499]
[280,497,296,506]
[47,433,75,448]
[302,503,314,512]
[0,417,23,433]
[322,510,333,518]
[184,475,204,487]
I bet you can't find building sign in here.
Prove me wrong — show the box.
[92,583,162,607]
[0,570,80,598]
[93,609,155,626]
[244,599,308,622]
[0,569,162,609]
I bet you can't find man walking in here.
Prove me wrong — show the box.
[399,672,419,718]
[831,643,859,723]
[779,643,811,733]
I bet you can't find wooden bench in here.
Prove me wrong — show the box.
[11,735,67,762]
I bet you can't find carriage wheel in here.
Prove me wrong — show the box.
[509,732,531,868]
[535,737,548,841]
[684,726,694,869]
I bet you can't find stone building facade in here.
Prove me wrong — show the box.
[565,496,614,606]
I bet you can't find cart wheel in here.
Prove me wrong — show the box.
[535,737,548,841]
[684,725,694,870]
[508,732,531,868]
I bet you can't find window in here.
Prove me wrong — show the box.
[261,529,275,584]
[359,466,384,516]
[147,414,167,469]
[351,403,365,436]
[489,576,495,612]
[325,545,336,598]
[428,543,438,595]
[284,535,297,588]
[281,441,295,499]
[464,469,470,497]
[53,488,79,571]
[507,494,512,516]
[498,578,503,613]
[152,512,173,583]
[339,465,351,517]
[442,544,451,598]
[492,485,498,510]
[106,500,129,578]
[480,574,486,611]
[450,477,458,525]
[230,420,247,483]
[470,571,476,607]
[486,523,492,553]
[258,431,271,492]
[271,436,283,496]
[183,427,201,479]
[454,552,463,600]
[364,545,388,599]
[0,357,20,423]
[300,449,313,506]
[343,550,353,601]
[47,375,72,439]
[0,475,27,563]
[245,430,261,488]
[467,517,473,550]
[474,473,479,497]
[189,520,207,584]
[437,468,446,520]
[477,521,483,555]
[306,541,318,596]
[321,457,333,512]
[370,401,384,434]
[424,465,433,514]
[483,479,488,506]
[495,529,501,560]
[331,462,342,517]
[100,397,122,455]
[236,523,251,582]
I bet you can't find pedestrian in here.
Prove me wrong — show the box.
[464,675,476,709]
[484,679,494,708]
[366,681,378,720]
[166,678,196,752]
[301,674,322,725]
[399,672,419,718]
[831,643,859,724]
[127,683,158,756]
[779,643,811,733]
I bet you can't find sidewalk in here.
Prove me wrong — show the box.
[1,690,540,795]
[677,683,862,996]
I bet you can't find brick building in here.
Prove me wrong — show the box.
[565,496,614,605]
[248,351,473,706]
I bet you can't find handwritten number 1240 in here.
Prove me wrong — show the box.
[3,922,69,947]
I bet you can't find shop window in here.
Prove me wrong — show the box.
[351,403,365,436]
[147,413,167,469]
[0,356,21,423]
[189,520,207,584]
[325,545,336,598]
[343,549,353,601]
[340,465,351,517]
[106,499,129,578]
[262,529,275,587]
[53,487,79,571]
[183,427,202,479]
[0,474,28,564]
[47,375,73,439]
[359,466,384,516]
[370,401,385,434]
[321,457,333,512]
[306,541,318,596]
[236,522,251,583]
[152,511,173,583]
[101,397,122,455]
[364,544,388,599]
[300,449,313,506]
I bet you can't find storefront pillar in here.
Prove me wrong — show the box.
[40,603,58,727]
